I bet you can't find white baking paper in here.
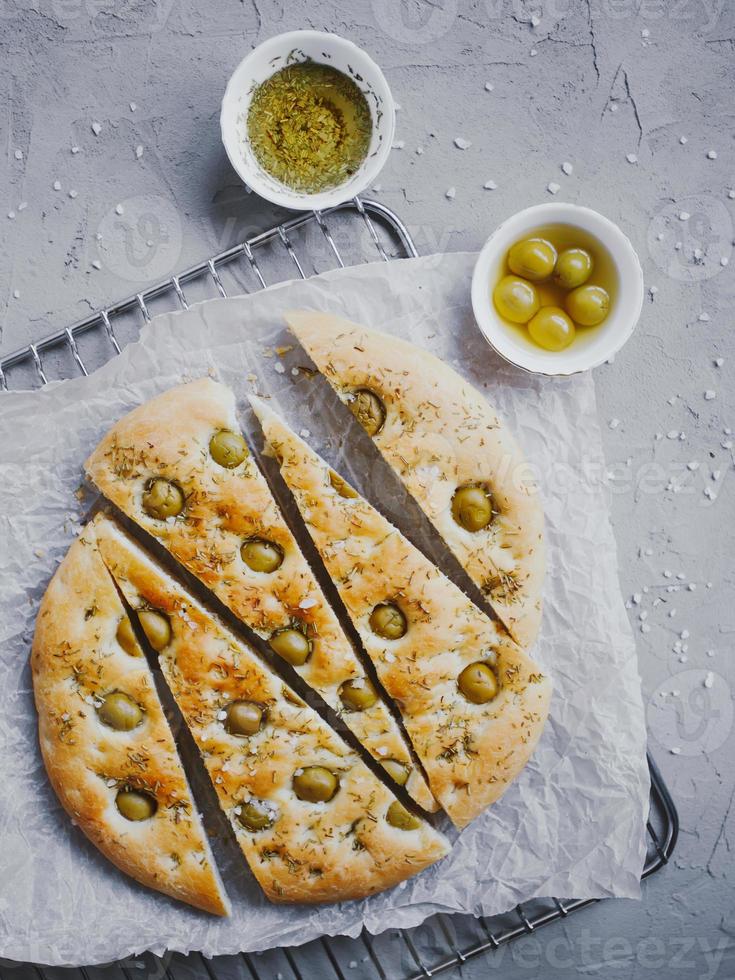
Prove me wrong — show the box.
[0,253,649,966]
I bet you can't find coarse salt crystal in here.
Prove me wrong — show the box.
[91,260,101,270]
[704,672,714,688]
[707,149,717,159]
[445,187,456,199]
[679,136,687,144]
[392,140,405,149]
[91,121,102,135]
[704,390,716,400]
[547,181,560,194]
[454,137,472,150]
[678,211,690,221]
[609,418,620,429]
[53,180,61,190]
[135,145,144,158]
[670,747,681,755]
[68,189,77,198]
[483,180,497,190]
[298,597,317,609]
[115,203,124,215]
[698,312,710,322]
[715,357,724,367]
[14,148,23,160]
[485,82,494,91]
[687,461,699,471]
[274,362,285,374]
[384,651,396,663]
[562,161,574,175]
[626,153,638,163]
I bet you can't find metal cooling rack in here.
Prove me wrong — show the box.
[0,198,679,980]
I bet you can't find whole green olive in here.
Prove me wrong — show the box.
[493,275,540,324]
[115,788,157,821]
[209,429,249,468]
[553,247,593,289]
[116,615,142,657]
[329,470,358,499]
[241,537,284,573]
[565,284,610,326]
[451,485,493,532]
[381,758,411,787]
[269,627,311,666]
[528,307,576,352]
[339,677,379,712]
[508,237,557,281]
[293,766,339,803]
[138,609,172,652]
[349,389,386,436]
[386,800,421,830]
[142,478,185,520]
[237,798,276,832]
[457,661,499,704]
[223,700,264,737]
[97,692,143,731]
[369,603,407,640]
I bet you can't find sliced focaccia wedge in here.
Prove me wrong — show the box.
[31,523,230,916]
[285,310,546,650]
[251,398,552,830]
[84,378,435,812]
[92,514,450,903]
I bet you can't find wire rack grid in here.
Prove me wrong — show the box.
[0,198,679,980]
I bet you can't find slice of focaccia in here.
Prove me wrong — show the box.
[251,398,552,831]
[92,514,450,903]
[31,523,230,916]
[84,378,435,812]
[285,311,546,651]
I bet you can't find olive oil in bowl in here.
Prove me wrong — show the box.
[247,61,373,194]
[493,224,619,353]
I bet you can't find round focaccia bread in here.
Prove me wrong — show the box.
[285,310,545,651]
[92,514,450,903]
[84,378,435,813]
[31,524,230,916]
[251,398,551,831]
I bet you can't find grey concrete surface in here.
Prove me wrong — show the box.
[1,1,734,978]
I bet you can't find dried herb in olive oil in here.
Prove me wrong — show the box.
[247,61,372,193]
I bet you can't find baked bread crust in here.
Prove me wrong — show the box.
[251,399,552,830]
[285,311,546,650]
[84,379,435,813]
[30,523,230,916]
[93,514,450,903]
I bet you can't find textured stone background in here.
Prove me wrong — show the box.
[1,1,734,978]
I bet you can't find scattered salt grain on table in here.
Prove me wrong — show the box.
[91,121,102,135]
[679,136,687,145]
[561,161,573,175]
[704,673,714,689]
[115,203,124,215]
[704,390,716,400]
[679,211,690,221]
[14,149,23,160]
[707,150,717,159]
[53,180,61,191]
[392,140,405,149]
[483,180,497,190]
[626,153,638,163]
[135,145,144,159]
[485,81,494,91]
[91,260,101,270]
[454,137,471,149]
[445,186,456,199]
[547,181,560,194]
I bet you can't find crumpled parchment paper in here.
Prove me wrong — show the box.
[0,252,649,967]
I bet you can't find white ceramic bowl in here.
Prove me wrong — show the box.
[220,31,395,211]
[471,203,644,376]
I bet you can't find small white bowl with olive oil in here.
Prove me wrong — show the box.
[471,204,644,376]
[221,31,395,211]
